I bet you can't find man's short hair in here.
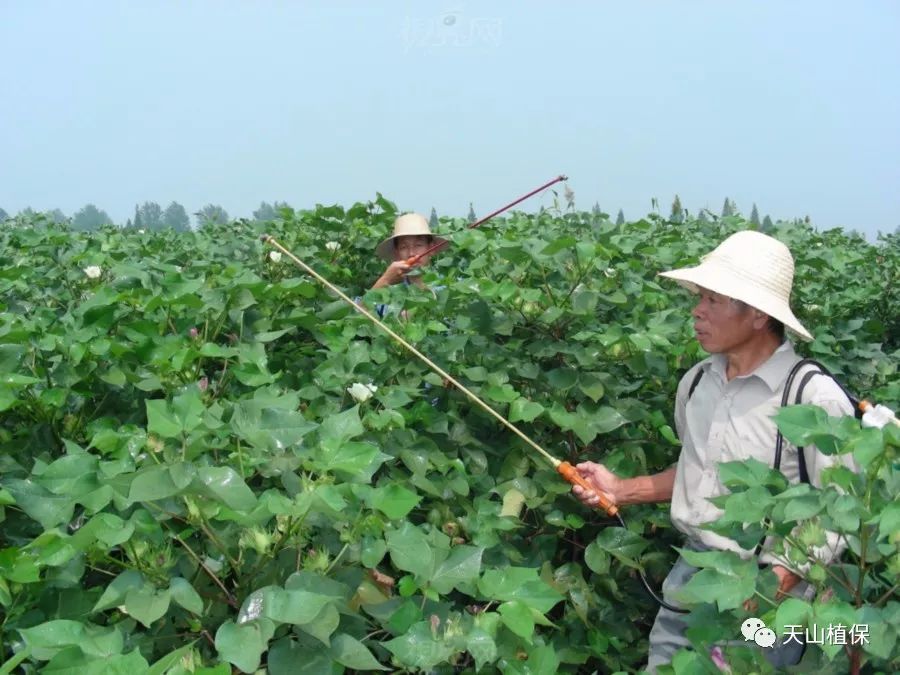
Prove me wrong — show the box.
[732,298,786,340]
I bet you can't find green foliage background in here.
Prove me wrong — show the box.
[0,202,897,673]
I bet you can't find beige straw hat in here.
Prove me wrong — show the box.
[375,212,449,261]
[658,230,813,342]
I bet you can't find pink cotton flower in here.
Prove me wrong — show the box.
[198,376,209,392]
[709,646,731,673]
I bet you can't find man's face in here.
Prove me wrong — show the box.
[394,235,432,263]
[691,288,763,353]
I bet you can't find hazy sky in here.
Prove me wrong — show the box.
[2,1,898,237]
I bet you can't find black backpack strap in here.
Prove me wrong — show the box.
[687,368,704,400]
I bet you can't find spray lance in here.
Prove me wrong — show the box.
[402,174,568,269]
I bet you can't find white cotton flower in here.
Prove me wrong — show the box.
[604,267,617,278]
[347,382,378,402]
[138,229,145,234]
[269,251,283,263]
[84,265,102,279]
[325,241,340,252]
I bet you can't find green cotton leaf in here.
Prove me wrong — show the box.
[2,478,75,529]
[717,458,788,490]
[773,405,829,445]
[195,466,257,511]
[171,387,205,432]
[774,598,811,637]
[318,405,365,446]
[147,643,197,675]
[877,501,900,541]
[477,567,564,614]
[383,621,454,670]
[825,493,861,531]
[811,600,858,661]
[71,513,134,549]
[299,603,340,646]
[430,545,484,594]
[672,567,756,611]
[718,486,774,523]
[168,577,203,615]
[779,491,825,522]
[127,465,183,503]
[36,454,99,496]
[328,633,389,671]
[589,405,628,435]
[578,373,605,402]
[846,427,885,468]
[145,399,182,438]
[466,627,497,671]
[675,548,758,578]
[317,440,389,483]
[230,397,318,453]
[268,638,342,675]
[94,570,144,612]
[249,587,334,625]
[124,584,171,627]
[509,398,544,423]
[546,368,577,390]
[370,484,421,520]
[0,547,41,583]
[361,536,388,568]
[499,600,535,642]
[42,648,149,675]
[592,528,649,570]
[485,383,519,403]
[540,236,577,255]
[509,645,562,675]
[18,620,124,661]
[215,619,270,674]
[386,522,435,580]
[583,540,610,575]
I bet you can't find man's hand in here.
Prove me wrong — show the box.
[373,261,413,288]
[772,565,801,599]
[572,462,621,508]
[743,565,802,612]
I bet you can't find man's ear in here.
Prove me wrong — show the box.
[752,310,770,331]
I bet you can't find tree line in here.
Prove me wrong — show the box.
[0,201,293,231]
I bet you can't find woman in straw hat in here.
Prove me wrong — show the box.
[571,230,858,671]
[371,212,449,291]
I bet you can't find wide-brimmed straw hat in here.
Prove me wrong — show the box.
[375,213,449,261]
[658,230,813,342]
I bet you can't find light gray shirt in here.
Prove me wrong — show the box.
[671,340,856,569]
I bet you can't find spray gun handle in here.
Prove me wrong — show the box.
[557,461,619,516]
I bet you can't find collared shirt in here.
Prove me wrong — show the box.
[670,341,856,568]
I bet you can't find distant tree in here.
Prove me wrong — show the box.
[721,198,735,217]
[670,195,684,223]
[19,207,36,218]
[163,201,190,231]
[133,205,143,230]
[467,202,477,223]
[697,209,710,223]
[0,207,9,221]
[48,208,67,223]
[126,218,133,229]
[762,215,774,231]
[429,207,439,229]
[592,202,601,216]
[750,203,761,226]
[615,209,625,226]
[72,204,112,231]
[195,204,229,226]
[253,201,277,221]
[139,201,163,230]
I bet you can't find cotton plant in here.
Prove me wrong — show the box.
[83,265,102,279]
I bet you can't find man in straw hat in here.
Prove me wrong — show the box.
[371,212,449,291]
[572,230,857,670]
